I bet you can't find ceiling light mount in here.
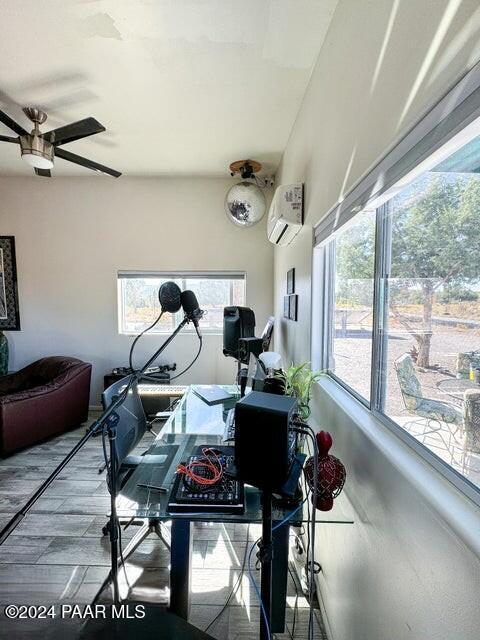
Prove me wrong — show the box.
[23,107,48,127]
[229,159,262,180]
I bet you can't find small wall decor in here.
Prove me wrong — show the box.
[0,236,20,331]
[284,267,298,321]
[288,294,298,321]
[287,268,295,294]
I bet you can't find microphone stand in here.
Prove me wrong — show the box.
[0,316,192,601]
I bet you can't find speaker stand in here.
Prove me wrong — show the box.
[258,490,273,640]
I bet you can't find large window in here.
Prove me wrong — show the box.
[118,272,246,334]
[381,166,480,479]
[318,111,480,498]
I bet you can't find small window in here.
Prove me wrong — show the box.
[117,272,246,334]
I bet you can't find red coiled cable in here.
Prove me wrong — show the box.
[177,447,223,486]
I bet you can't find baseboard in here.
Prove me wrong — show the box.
[316,574,334,640]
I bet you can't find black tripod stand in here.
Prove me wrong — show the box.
[0,315,195,603]
[104,412,121,603]
[0,384,129,603]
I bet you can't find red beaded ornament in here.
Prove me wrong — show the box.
[304,431,346,511]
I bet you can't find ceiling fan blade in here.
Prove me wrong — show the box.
[42,117,105,146]
[0,134,18,143]
[55,147,121,178]
[34,168,51,177]
[0,108,28,136]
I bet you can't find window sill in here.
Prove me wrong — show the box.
[119,331,224,337]
[315,375,480,558]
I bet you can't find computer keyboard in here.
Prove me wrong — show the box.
[222,408,236,443]
[138,384,187,397]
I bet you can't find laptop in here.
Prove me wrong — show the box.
[192,385,234,406]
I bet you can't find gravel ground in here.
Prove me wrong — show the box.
[333,325,480,413]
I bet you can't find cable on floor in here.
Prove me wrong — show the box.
[203,524,251,633]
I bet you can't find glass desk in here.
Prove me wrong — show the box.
[116,386,354,632]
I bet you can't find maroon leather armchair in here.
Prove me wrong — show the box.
[0,356,92,455]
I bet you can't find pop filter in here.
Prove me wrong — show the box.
[159,281,182,313]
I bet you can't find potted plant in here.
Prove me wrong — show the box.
[275,362,324,421]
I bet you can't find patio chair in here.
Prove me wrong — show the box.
[394,354,463,437]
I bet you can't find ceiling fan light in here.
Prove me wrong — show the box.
[21,153,54,170]
[20,134,54,170]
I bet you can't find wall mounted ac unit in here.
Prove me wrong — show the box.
[267,183,304,246]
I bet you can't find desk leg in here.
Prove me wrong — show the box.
[271,523,289,633]
[169,519,191,620]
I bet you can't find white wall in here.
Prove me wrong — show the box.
[0,176,273,402]
[274,1,480,639]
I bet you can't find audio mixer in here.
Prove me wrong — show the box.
[167,445,244,514]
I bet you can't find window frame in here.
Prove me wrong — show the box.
[319,213,378,409]
[313,61,480,507]
[320,202,480,507]
[117,270,246,336]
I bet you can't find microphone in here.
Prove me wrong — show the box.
[158,281,182,313]
[180,290,204,338]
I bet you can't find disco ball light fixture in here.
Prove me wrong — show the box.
[225,160,267,228]
[225,180,266,228]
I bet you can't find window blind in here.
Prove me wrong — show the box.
[314,60,480,246]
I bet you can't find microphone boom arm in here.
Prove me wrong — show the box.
[0,316,191,546]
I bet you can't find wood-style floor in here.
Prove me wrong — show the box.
[0,414,326,639]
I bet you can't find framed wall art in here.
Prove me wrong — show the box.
[288,294,298,321]
[287,268,295,294]
[0,236,20,330]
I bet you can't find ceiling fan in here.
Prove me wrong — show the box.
[0,107,121,178]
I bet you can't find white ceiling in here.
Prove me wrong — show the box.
[0,0,337,177]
